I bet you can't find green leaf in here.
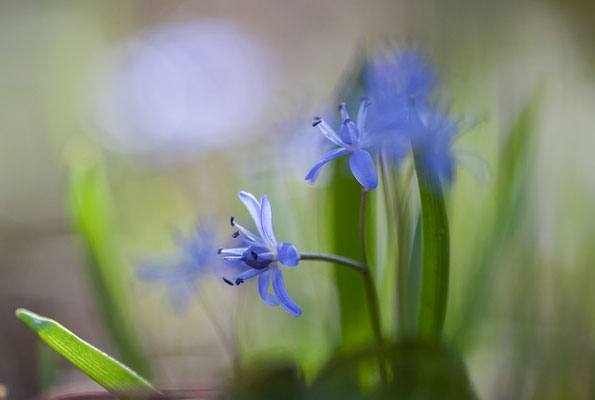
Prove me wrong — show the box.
[414,155,450,342]
[331,157,374,348]
[405,213,423,335]
[16,308,159,398]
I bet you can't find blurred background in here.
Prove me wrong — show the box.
[1,0,595,399]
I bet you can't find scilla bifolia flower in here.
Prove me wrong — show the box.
[407,99,459,184]
[220,191,301,317]
[306,99,379,190]
[367,48,458,183]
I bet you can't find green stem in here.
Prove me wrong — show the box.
[395,170,414,338]
[301,189,386,381]
[299,252,365,272]
[413,152,450,342]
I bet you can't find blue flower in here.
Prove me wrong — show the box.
[366,49,435,125]
[407,99,459,184]
[366,48,458,183]
[365,49,436,154]
[305,99,379,190]
[137,225,229,309]
[219,191,302,317]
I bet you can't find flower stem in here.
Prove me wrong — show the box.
[300,189,386,382]
[299,252,365,272]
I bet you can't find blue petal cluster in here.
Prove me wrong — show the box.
[305,49,458,189]
[137,225,227,309]
[305,99,379,190]
[219,191,302,317]
[366,48,458,183]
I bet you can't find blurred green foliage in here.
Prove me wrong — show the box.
[68,158,151,377]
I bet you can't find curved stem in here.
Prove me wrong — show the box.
[300,189,386,381]
[299,252,365,272]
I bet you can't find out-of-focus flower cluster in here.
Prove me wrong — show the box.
[307,48,459,188]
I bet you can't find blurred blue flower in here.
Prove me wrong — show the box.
[408,100,460,183]
[137,225,229,310]
[366,48,458,183]
[220,191,301,317]
[306,99,379,190]
[366,49,436,130]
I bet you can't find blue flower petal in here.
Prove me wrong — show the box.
[305,147,350,182]
[259,195,277,246]
[238,191,265,239]
[339,120,353,145]
[349,150,378,190]
[258,268,279,306]
[315,119,345,147]
[356,97,371,134]
[345,119,360,145]
[231,220,260,243]
[218,247,247,256]
[277,242,300,267]
[338,102,350,121]
[408,99,425,131]
[272,264,301,317]
[229,267,265,285]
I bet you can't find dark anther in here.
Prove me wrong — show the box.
[312,119,322,127]
[359,95,370,102]
[223,278,234,286]
[217,248,223,254]
[251,251,258,260]
[337,102,346,110]
[230,216,235,226]
[232,231,240,238]
[235,278,245,285]
[343,118,352,124]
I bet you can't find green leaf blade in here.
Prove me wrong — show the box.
[414,155,451,342]
[16,308,158,397]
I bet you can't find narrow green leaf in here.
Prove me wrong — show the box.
[16,308,159,397]
[414,155,450,341]
[331,157,373,348]
[393,164,416,339]
[405,213,423,335]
